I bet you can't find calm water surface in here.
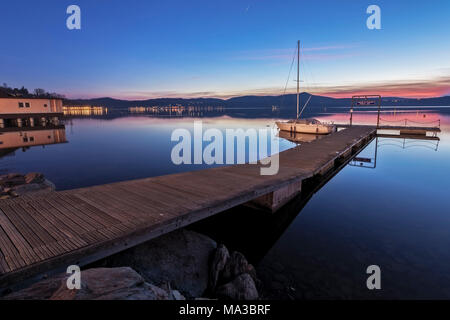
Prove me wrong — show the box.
[1,111,449,299]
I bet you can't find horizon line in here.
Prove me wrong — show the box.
[65,91,450,102]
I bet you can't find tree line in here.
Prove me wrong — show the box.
[1,83,65,99]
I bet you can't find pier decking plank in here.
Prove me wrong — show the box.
[0,126,376,289]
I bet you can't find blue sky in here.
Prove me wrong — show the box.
[1,0,449,99]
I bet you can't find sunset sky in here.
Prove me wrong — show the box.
[1,0,449,100]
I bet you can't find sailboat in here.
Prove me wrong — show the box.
[276,41,335,135]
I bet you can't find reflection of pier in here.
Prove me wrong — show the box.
[347,130,440,169]
[0,126,376,290]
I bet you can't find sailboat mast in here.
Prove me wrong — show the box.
[296,40,300,119]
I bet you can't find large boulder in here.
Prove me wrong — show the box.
[105,229,217,298]
[216,273,259,300]
[3,267,169,300]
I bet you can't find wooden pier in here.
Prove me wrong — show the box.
[336,124,441,134]
[0,126,376,291]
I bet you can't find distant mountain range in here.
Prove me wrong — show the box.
[65,93,450,108]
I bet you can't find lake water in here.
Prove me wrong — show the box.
[1,108,449,299]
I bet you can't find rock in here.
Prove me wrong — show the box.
[105,229,217,298]
[222,251,252,282]
[8,180,54,197]
[208,244,230,292]
[216,273,259,300]
[24,172,45,184]
[11,183,44,195]
[0,173,25,187]
[171,290,186,300]
[3,267,170,300]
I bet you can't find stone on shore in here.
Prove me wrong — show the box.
[3,267,169,300]
[222,251,252,282]
[0,173,25,187]
[216,273,259,300]
[208,243,230,292]
[24,172,45,184]
[0,172,54,199]
[104,229,217,298]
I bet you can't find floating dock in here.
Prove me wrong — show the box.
[0,126,376,290]
[336,124,441,135]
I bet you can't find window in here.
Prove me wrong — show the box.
[25,102,30,108]
[23,137,28,142]
[18,102,24,108]
[30,137,34,142]
[44,104,48,107]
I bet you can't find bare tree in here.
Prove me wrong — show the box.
[34,88,46,96]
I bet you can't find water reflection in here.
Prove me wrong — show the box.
[129,105,225,117]
[0,126,67,159]
[278,130,324,144]
[0,111,449,298]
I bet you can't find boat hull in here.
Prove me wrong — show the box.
[276,121,335,134]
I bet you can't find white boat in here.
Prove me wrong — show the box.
[276,40,335,135]
[277,118,335,134]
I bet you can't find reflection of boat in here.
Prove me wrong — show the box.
[278,129,323,143]
[0,126,67,158]
[276,41,335,135]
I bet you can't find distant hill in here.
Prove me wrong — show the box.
[65,93,450,108]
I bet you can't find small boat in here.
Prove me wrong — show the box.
[277,118,335,135]
[276,41,335,135]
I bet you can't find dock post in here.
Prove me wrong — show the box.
[247,179,302,213]
[350,107,353,126]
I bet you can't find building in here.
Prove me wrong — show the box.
[0,89,63,129]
